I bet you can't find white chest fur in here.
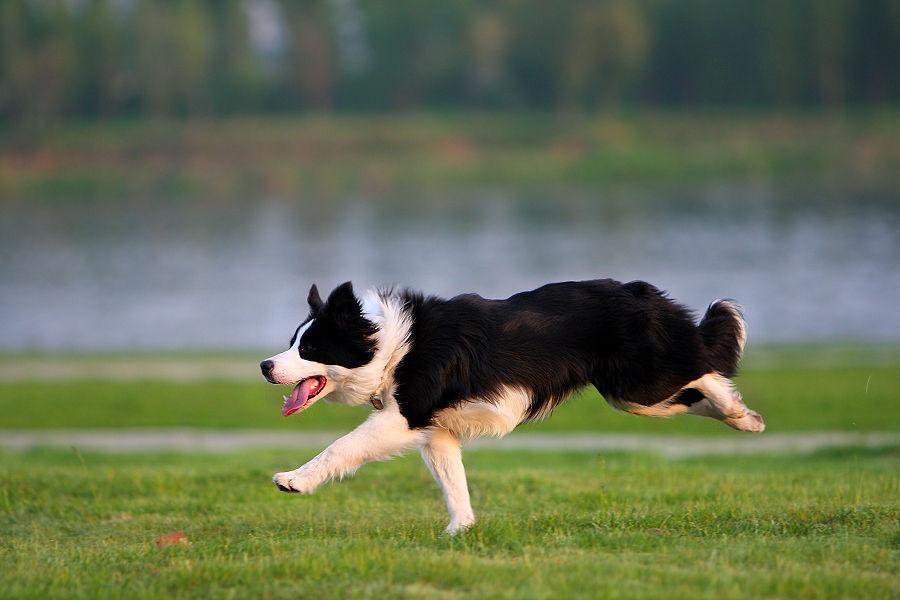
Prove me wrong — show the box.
[432,386,534,440]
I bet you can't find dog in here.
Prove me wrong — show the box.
[260,280,764,534]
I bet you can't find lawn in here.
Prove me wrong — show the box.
[0,447,896,599]
[1,350,897,597]
[0,365,896,434]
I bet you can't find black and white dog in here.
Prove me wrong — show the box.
[260,280,764,533]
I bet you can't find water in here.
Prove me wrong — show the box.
[1,181,897,350]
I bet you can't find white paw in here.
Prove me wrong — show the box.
[444,516,475,536]
[725,409,766,433]
[272,470,315,494]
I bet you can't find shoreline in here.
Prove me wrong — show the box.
[3,112,897,197]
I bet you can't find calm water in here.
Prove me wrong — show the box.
[1,182,897,350]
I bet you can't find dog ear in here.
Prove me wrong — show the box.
[325,281,361,324]
[327,281,356,306]
[307,284,324,312]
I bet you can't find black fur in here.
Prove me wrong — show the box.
[286,279,745,430]
[391,279,745,429]
[697,300,744,377]
[295,282,378,369]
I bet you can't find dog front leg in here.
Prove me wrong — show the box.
[273,404,426,494]
[420,428,475,534]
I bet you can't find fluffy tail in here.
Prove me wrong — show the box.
[698,300,746,377]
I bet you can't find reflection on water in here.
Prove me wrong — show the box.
[1,182,897,349]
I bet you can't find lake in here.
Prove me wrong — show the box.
[1,180,897,350]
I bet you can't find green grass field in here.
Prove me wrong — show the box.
[1,350,898,598]
[1,365,896,433]
[1,447,896,599]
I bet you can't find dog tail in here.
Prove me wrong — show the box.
[698,300,746,377]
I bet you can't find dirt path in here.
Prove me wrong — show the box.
[1,430,895,458]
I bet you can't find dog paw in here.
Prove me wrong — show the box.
[272,471,315,494]
[725,409,765,433]
[444,516,475,536]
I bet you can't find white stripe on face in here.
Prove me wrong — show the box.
[264,321,326,384]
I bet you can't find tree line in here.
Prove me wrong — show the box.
[1,0,897,120]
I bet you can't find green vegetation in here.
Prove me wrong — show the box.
[1,447,896,598]
[2,112,898,197]
[2,349,897,597]
[1,365,896,433]
[2,0,897,120]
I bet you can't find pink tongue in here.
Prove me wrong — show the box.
[282,379,313,417]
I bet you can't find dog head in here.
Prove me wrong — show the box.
[260,281,378,416]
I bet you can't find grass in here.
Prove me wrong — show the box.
[2,111,898,197]
[0,365,896,433]
[1,349,897,597]
[0,447,896,599]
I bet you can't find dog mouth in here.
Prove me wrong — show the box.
[281,376,327,417]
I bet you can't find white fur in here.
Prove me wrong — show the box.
[270,290,478,525]
[433,386,533,440]
[273,399,426,493]
[268,289,499,533]
[263,289,413,410]
[326,289,413,406]
[264,321,317,382]
[420,429,475,534]
[606,396,690,417]
[688,373,764,432]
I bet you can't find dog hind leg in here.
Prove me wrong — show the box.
[420,428,475,535]
[686,373,765,432]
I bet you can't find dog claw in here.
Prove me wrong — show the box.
[273,471,314,494]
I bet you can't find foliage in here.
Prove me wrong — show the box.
[1,0,898,122]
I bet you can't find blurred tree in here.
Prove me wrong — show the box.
[134,0,213,115]
[14,0,79,121]
[133,0,175,115]
[468,9,512,107]
[643,0,706,106]
[0,0,897,121]
[279,0,336,110]
[560,1,648,110]
[810,0,850,105]
[506,0,570,108]
[71,0,120,116]
[849,0,900,104]
[208,0,263,114]
[171,0,215,114]
[354,0,471,110]
[0,0,32,119]
[760,0,807,106]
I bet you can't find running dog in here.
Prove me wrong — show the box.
[260,280,764,533]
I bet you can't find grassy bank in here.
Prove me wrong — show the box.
[1,447,896,599]
[2,112,898,198]
[3,349,897,598]
[1,365,896,433]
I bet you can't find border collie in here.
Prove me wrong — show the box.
[260,280,764,534]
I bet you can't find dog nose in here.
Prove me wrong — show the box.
[260,360,274,377]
